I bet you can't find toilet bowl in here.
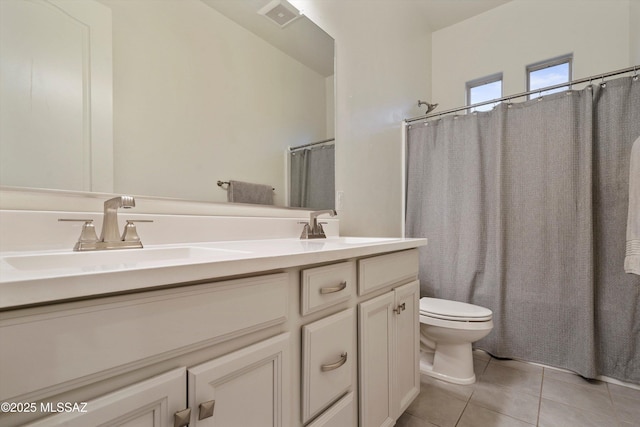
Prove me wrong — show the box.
[419,297,493,385]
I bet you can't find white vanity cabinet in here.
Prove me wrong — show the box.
[0,246,422,427]
[24,333,291,427]
[357,251,420,427]
[25,368,187,427]
[0,273,290,427]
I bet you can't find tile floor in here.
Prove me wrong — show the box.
[398,351,640,427]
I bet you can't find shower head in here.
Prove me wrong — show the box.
[418,100,438,115]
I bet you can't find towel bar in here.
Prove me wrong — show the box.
[217,180,274,191]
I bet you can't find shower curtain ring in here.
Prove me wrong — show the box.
[600,75,607,88]
[633,67,639,81]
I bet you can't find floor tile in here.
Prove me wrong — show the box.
[420,373,475,402]
[538,398,620,427]
[611,393,640,424]
[480,362,543,397]
[405,382,467,427]
[407,354,640,427]
[541,377,615,418]
[474,356,490,378]
[396,411,439,427]
[543,367,607,390]
[456,402,535,427]
[608,382,640,402]
[470,380,540,424]
[473,349,492,361]
[488,358,544,375]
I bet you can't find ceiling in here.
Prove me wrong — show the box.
[200,0,512,77]
[411,0,512,31]
[201,0,335,77]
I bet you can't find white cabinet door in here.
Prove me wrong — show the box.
[358,291,395,427]
[25,368,186,427]
[393,280,420,418]
[188,333,290,427]
[358,280,420,427]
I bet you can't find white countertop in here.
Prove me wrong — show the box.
[0,237,426,310]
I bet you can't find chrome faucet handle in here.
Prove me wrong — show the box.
[59,219,99,251]
[298,221,311,239]
[121,220,153,244]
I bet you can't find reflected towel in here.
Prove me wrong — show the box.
[227,180,274,205]
[625,136,640,275]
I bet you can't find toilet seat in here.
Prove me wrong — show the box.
[419,297,492,322]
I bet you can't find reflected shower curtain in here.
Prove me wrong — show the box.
[289,144,335,210]
[406,76,640,383]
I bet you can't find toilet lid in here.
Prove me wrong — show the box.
[419,297,492,322]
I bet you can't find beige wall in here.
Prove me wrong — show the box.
[291,0,432,237]
[632,0,640,65]
[432,0,634,112]
[326,76,335,138]
[104,0,328,206]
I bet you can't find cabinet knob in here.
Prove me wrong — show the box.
[394,302,406,315]
[174,407,191,427]
[319,281,347,294]
[321,352,348,372]
[198,399,216,420]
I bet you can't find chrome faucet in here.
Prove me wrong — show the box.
[59,195,151,251]
[100,196,135,243]
[300,209,337,239]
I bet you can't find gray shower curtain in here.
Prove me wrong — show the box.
[406,76,640,384]
[289,144,335,210]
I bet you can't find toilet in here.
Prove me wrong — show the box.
[419,297,493,385]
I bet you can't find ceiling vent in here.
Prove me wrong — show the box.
[258,0,301,28]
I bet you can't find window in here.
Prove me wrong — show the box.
[527,54,572,99]
[466,73,503,112]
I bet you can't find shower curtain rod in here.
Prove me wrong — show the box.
[289,138,335,152]
[405,65,639,124]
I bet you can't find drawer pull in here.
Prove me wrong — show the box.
[394,303,406,315]
[198,400,215,420]
[319,281,347,294]
[321,352,348,372]
[174,407,191,427]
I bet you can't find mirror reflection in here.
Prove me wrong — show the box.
[0,0,335,209]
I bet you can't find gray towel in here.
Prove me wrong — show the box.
[625,136,640,275]
[227,180,274,205]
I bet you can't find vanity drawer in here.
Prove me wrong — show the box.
[301,261,355,315]
[0,273,288,401]
[307,391,355,427]
[301,307,356,424]
[358,249,419,296]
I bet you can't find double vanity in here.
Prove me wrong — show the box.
[0,201,426,427]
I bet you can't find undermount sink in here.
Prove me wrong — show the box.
[4,246,249,271]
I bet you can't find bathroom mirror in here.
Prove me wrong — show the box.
[0,0,335,209]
